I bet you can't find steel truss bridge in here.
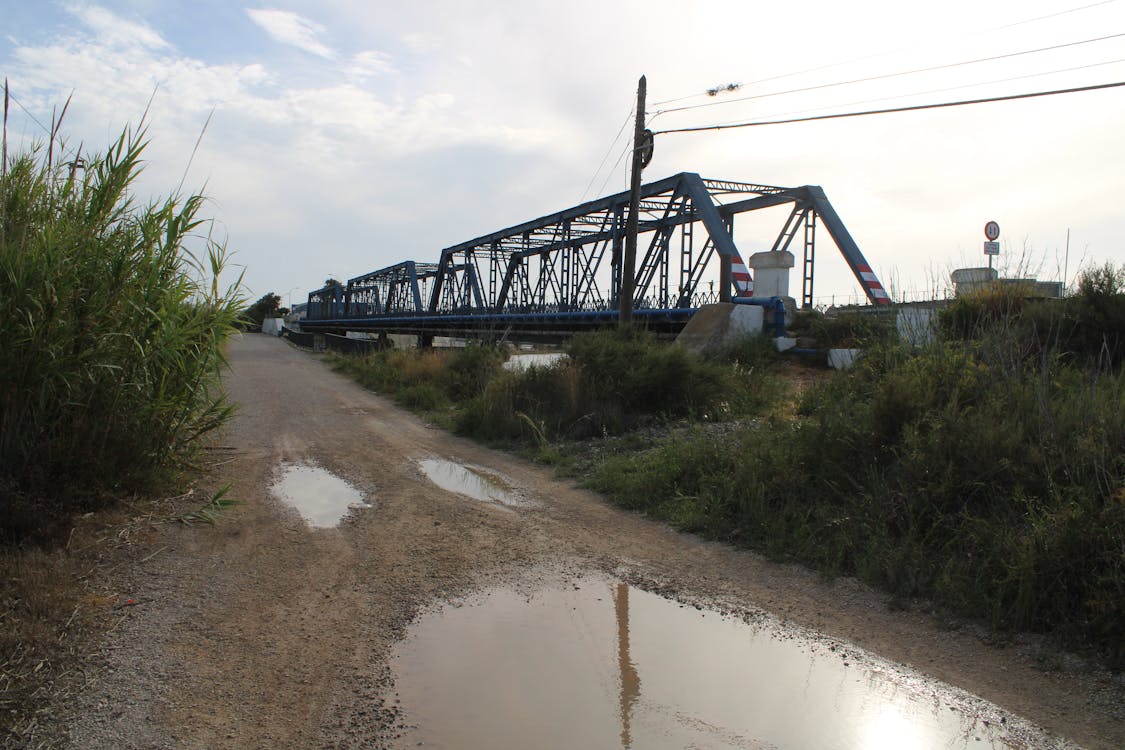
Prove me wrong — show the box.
[301,172,889,339]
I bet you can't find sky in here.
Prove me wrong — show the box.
[2,0,1123,308]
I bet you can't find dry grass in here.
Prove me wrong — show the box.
[0,477,232,748]
[770,360,832,420]
[1,529,101,747]
[393,348,451,384]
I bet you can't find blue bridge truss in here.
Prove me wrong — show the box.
[302,172,888,339]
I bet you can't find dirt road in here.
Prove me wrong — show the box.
[61,334,1123,749]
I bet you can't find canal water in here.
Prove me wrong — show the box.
[502,352,568,371]
[391,578,1068,750]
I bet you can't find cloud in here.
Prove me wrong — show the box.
[402,32,439,54]
[246,8,334,59]
[68,4,169,51]
[346,50,395,81]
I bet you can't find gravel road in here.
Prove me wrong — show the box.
[58,333,1124,749]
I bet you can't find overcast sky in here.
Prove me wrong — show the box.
[3,0,1123,307]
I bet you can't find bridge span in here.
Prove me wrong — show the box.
[300,172,889,340]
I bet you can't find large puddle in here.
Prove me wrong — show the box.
[269,461,370,527]
[418,458,528,508]
[391,579,1067,749]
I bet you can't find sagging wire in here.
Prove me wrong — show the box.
[653,31,1125,117]
[650,79,1125,135]
[650,0,1121,109]
[579,105,635,203]
[700,57,1125,129]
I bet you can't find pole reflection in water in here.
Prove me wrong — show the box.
[615,582,640,748]
[390,577,1058,750]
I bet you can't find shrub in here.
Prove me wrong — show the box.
[1067,263,1125,369]
[444,343,505,399]
[940,264,1125,371]
[566,328,732,419]
[589,326,1125,665]
[789,308,897,347]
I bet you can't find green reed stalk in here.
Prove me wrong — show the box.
[0,127,243,522]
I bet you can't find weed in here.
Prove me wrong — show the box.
[171,485,238,525]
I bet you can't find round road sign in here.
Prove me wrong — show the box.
[984,221,1000,241]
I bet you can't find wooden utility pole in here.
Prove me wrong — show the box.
[619,75,646,325]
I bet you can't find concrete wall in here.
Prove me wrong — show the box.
[675,303,765,355]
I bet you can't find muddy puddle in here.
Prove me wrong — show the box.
[391,578,1067,750]
[418,458,528,508]
[269,461,370,527]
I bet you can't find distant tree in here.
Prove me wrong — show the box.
[324,277,343,288]
[243,292,283,325]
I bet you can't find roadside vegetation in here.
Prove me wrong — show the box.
[330,328,786,442]
[1,124,243,744]
[0,129,243,540]
[330,267,1124,668]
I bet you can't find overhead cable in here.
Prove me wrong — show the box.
[708,57,1125,128]
[654,31,1125,116]
[579,106,634,203]
[650,80,1125,135]
[5,90,51,135]
[650,0,1121,107]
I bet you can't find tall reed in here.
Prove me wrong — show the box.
[0,128,244,538]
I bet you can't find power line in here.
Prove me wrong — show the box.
[707,57,1125,128]
[651,80,1125,135]
[2,88,86,169]
[578,106,634,203]
[650,0,1121,107]
[4,89,52,135]
[997,0,1119,31]
[654,31,1125,116]
[595,138,633,200]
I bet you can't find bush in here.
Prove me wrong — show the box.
[0,130,243,540]
[330,342,501,409]
[444,343,505,399]
[589,326,1125,665]
[451,329,761,443]
[940,264,1125,370]
[788,308,897,347]
[566,328,732,418]
[1067,263,1125,369]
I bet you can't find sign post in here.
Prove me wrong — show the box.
[983,221,1000,271]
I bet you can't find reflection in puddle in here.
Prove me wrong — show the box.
[503,352,568,371]
[270,462,369,528]
[392,579,1064,750]
[418,459,526,507]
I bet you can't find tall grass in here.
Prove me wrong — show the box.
[0,129,244,541]
[329,342,505,413]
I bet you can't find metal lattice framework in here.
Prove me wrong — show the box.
[304,172,888,336]
[344,261,440,317]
